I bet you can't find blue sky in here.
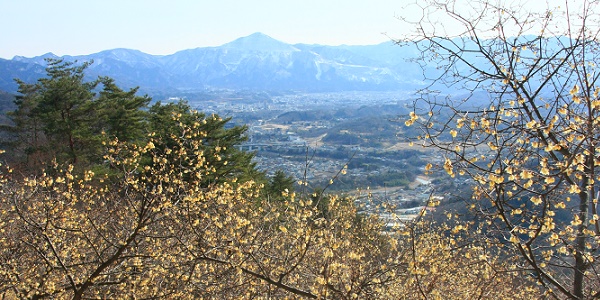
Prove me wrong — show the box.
[0,0,411,59]
[0,0,575,59]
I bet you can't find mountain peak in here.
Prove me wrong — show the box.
[222,32,297,52]
[96,48,156,61]
[0,33,416,94]
[12,52,58,63]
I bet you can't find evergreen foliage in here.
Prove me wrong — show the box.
[2,59,259,185]
[94,77,150,143]
[147,100,262,186]
[264,169,295,201]
[4,59,146,171]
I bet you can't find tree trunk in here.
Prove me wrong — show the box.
[574,160,591,299]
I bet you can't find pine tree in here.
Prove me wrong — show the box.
[265,169,295,201]
[147,100,263,186]
[4,80,46,171]
[94,77,150,143]
[34,59,97,165]
[5,59,98,172]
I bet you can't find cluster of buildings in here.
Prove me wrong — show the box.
[182,91,463,223]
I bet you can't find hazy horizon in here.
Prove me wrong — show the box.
[0,0,410,60]
[0,0,574,60]
[4,32,395,60]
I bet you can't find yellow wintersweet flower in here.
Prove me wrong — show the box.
[568,184,581,194]
[450,129,458,138]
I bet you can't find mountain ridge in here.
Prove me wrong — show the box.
[0,32,420,95]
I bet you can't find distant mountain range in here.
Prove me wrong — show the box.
[0,32,428,95]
